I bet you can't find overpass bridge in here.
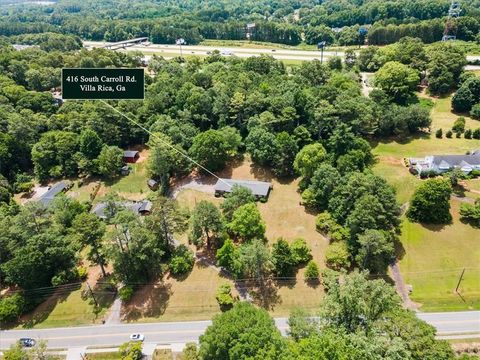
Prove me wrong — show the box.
[103,37,149,50]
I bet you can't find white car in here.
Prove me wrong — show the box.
[130,333,145,342]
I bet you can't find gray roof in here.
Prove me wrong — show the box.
[123,150,139,158]
[214,178,272,197]
[37,181,68,206]
[432,152,480,168]
[147,179,158,186]
[91,200,152,219]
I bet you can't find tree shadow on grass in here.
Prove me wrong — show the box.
[249,278,281,311]
[368,132,431,149]
[15,283,82,329]
[122,282,172,321]
[419,222,448,232]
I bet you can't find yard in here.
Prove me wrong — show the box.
[373,92,480,311]
[100,158,329,323]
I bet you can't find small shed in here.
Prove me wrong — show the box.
[120,165,131,176]
[147,179,159,190]
[123,150,139,163]
[214,178,272,200]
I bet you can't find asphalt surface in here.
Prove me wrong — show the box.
[1,313,479,349]
[83,41,342,61]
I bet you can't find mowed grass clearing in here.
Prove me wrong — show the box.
[173,158,328,318]
[373,93,480,311]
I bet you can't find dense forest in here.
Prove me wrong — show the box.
[0,31,472,316]
[1,0,480,45]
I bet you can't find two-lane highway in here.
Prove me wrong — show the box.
[1,313,479,349]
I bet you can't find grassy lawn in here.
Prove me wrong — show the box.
[18,284,111,329]
[122,263,234,322]
[373,93,480,312]
[86,352,120,359]
[171,159,327,318]
[400,200,480,311]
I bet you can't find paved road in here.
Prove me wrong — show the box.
[1,313,479,349]
[83,41,341,61]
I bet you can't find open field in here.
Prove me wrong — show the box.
[373,93,480,311]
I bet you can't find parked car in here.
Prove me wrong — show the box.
[130,333,145,342]
[19,338,36,347]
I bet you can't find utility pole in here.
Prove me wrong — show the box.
[87,282,98,307]
[455,268,466,293]
[317,41,326,64]
[176,38,185,58]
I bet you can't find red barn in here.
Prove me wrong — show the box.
[123,150,139,163]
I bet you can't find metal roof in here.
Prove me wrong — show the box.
[214,178,272,197]
[123,150,139,158]
[91,200,152,219]
[37,181,68,206]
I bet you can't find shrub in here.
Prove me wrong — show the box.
[455,131,462,138]
[446,130,453,138]
[452,117,466,133]
[51,269,77,286]
[290,238,312,265]
[304,260,320,281]
[119,285,134,302]
[77,266,88,280]
[216,283,235,311]
[465,129,472,139]
[325,241,351,270]
[473,128,480,139]
[15,181,34,194]
[119,341,143,360]
[0,294,25,323]
[435,128,443,138]
[169,245,195,276]
[471,103,480,119]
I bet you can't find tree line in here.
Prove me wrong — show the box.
[1,0,480,46]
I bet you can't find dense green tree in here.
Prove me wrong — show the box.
[216,238,242,277]
[325,241,351,270]
[199,302,284,360]
[31,131,79,181]
[427,43,467,95]
[228,203,266,242]
[407,179,452,224]
[189,200,224,249]
[459,199,480,228]
[220,185,255,221]
[321,271,399,333]
[302,164,340,210]
[245,127,277,166]
[374,61,420,103]
[238,239,273,279]
[169,244,195,275]
[189,129,230,172]
[355,229,395,273]
[96,145,124,178]
[287,307,319,341]
[293,143,327,179]
[79,128,103,160]
[271,238,295,277]
[452,77,480,113]
[119,341,143,360]
[72,213,107,277]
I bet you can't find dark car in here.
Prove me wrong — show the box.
[19,338,36,347]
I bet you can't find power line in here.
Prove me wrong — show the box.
[99,100,232,189]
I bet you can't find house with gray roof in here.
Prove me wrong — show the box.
[37,181,71,206]
[410,150,480,175]
[214,178,272,200]
[91,199,152,219]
